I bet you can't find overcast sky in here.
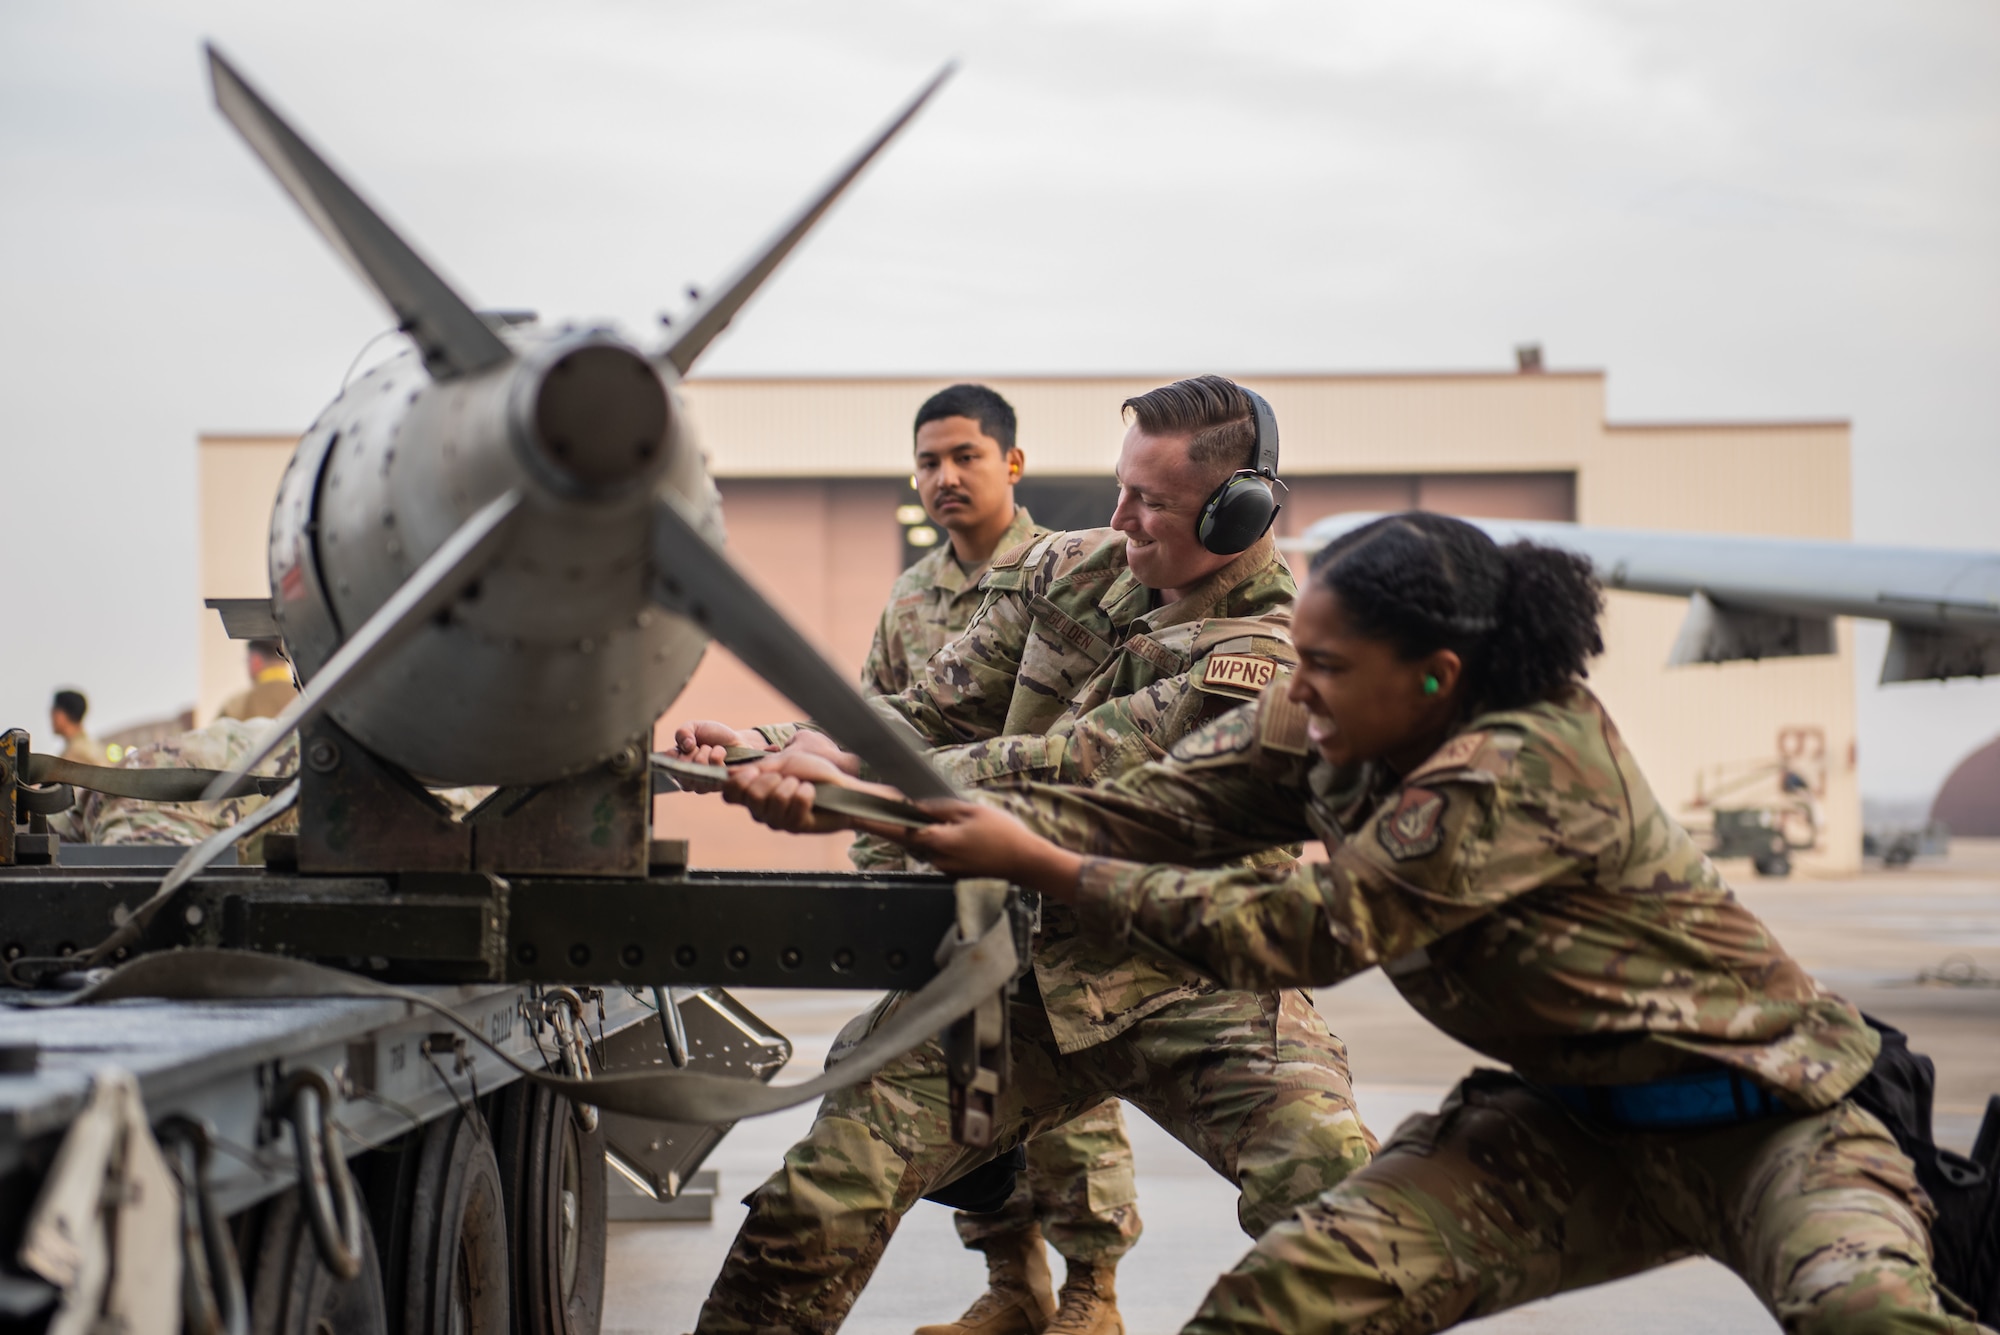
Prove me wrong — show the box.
[2,0,1996,804]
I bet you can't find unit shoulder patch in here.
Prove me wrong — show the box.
[1376,786,1448,861]
[1199,652,1282,698]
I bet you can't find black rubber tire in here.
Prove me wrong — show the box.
[383,1105,512,1335]
[1753,853,1793,878]
[245,1184,389,1334]
[494,1080,608,1334]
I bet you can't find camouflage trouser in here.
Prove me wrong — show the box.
[1187,1071,1993,1335]
[953,1100,1142,1266]
[696,984,1373,1335]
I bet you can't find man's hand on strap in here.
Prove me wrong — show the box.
[669,721,865,796]
[724,752,899,835]
[669,720,771,791]
[777,728,864,776]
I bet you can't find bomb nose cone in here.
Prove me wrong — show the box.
[532,343,669,491]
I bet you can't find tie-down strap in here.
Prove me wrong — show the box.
[22,751,288,803]
[649,751,935,828]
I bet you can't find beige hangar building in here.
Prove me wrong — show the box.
[196,363,1858,873]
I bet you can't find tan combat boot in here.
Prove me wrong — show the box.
[915,1226,1058,1335]
[1044,1261,1122,1335]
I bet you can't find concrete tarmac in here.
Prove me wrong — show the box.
[603,841,2000,1334]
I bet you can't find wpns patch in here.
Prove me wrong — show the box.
[1201,653,1280,696]
[1377,787,1448,861]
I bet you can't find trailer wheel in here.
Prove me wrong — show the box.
[246,1184,389,1334]
[1753,852,1792,878]
[495,1080,608,1334]
[378,1105,511,1335]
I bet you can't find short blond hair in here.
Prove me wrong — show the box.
[1121,374,1256,483]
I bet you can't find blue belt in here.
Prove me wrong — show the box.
[1545,1069,1787,1130]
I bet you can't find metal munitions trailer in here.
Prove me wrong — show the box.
[0,976,660,1333]
[0,859,985,1335]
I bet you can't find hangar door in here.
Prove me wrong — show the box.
[1277,472,1576,535]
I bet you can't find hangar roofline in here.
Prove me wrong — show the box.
[1608,417,1850,432]
[684,368,1608,385]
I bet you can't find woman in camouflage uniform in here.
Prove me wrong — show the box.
[739,511,1987,1333]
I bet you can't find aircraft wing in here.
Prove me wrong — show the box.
[1287,514,2000,684]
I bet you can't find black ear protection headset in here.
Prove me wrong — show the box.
[1196,386,1286,555]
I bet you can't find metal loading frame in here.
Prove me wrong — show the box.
[0,867,1031,992]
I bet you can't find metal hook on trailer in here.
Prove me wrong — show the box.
[12,778,75,816]
[158,1114,249,1335]
[543,986,599,1131]
[279,1068,364,1280]
[651,985,691,1068]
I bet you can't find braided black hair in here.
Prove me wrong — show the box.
[1308,512,1605,713]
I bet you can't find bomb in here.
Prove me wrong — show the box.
[201,48,955,804]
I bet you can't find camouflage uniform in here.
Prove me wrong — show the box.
[53,718,300,863]
[875,528,1301,792]
[988,682,1985,1333]
[52,731,109,818]
[60,732,109,766]
[842,506,1050,875]
[848,508,1144,1271]
[217,666,299,722]
[697,532,1374,1335]
[859,509,1048,707]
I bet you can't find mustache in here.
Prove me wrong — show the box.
[931,489,969,505]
